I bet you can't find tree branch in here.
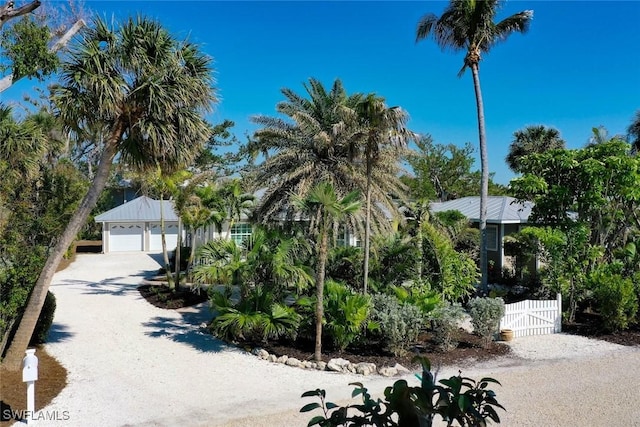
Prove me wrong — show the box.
[0,0,41,30]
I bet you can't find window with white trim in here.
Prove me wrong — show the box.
[230,223,252,246]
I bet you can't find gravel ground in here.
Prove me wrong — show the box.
[32,253,640,427]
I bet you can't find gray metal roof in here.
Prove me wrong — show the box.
[429,196,532,224]
[95,196,178,222]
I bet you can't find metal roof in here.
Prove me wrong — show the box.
[429,196,532,224]
[94,196,178,222]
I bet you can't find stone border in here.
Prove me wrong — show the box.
[251,348,411,377]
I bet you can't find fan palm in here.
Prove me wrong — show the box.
[3,16,215,369]
[416,0,533,293]
[355,94,414,294]
[293,182,361,361]
[506,125,565,173]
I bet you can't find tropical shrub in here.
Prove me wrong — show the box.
[389,280,441,315]
[369,233,421,290]
[467,297,505,348]
[588,266,638,331]
[208,286,301,342]
[430,302,465,352]
[301,356,504,427]
[327,246,363,290]
[324,280,372,351]
[421,221,478,302]
[371,294,424,356]
[30,291,56,345]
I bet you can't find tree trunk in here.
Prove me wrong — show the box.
[175,218,183,285]
[187,225,197,283]
[363,152,372,295]
[159,197,174,289]
[471,63,489,295]
[314,217,329,362]
[2,126,122,370]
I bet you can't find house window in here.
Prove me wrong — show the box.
[486,225,498,251]
[230,223,252,246]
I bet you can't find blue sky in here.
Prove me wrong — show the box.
[3,1,639,184]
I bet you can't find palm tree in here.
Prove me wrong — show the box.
[416,1,533,293]
[293,182,361,361]
[356,94,414,294]
[220,178,255,239]
[628,110,640,152]
[249,78,402,248]
[506,125,565,173]
[2,16,215,369]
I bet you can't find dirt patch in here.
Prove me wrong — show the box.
[0,346,67,425]
[563,311,640,347]
[242,331,513,370]
[137,284,208,309]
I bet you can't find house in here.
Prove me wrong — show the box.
[429,196,534,275]
[95,196,182,253]
[94,196,252,253]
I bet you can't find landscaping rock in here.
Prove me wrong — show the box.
[355,362,377,376]
[285,357,303,368]
[316,361,327,371]
[378,366,398,377]
[393,363,411,375]
[276,355,289,364]
[327,358,351,373]
[267,354,277,363]
[252,348,269,360]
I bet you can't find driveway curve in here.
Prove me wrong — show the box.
[40,252,640,427]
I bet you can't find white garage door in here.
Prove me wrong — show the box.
[150,222,179,251]
[109,223,143,252]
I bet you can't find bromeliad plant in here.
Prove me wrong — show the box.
[301,356,504,427]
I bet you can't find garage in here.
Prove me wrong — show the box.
[150,222,179,251]
[95,196,182,253]
[109,223,144,252]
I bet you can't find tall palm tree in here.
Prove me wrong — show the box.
[293,182,361,361]
[356,94,414,294]
[249,78,401,246]
[506,125,565,173]
[629,110,640,153]
[416,0,533,293]
[2,16,215,369]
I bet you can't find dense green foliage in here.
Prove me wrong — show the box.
[324,280,372,351]
[0,16,58,80]
[511,136,640,325]
[302,357,504,426]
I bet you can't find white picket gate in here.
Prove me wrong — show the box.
[499,293,562,338]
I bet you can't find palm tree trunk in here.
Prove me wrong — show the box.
[471,63,489,295]
[363,153,372,295]
[314,217,329,362]
[2,127,122,370]
[159,196,174,289]
[174,218,182,288]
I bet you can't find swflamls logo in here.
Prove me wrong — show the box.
[2,409,70,422]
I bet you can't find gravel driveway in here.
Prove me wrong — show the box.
[39,252,640,427]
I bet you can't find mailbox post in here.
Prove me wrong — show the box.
[22,348,38,424]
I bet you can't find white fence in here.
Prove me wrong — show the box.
[500,293,562,338]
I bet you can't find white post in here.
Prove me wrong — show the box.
[556,293,562,332]
[22,348,39,424]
